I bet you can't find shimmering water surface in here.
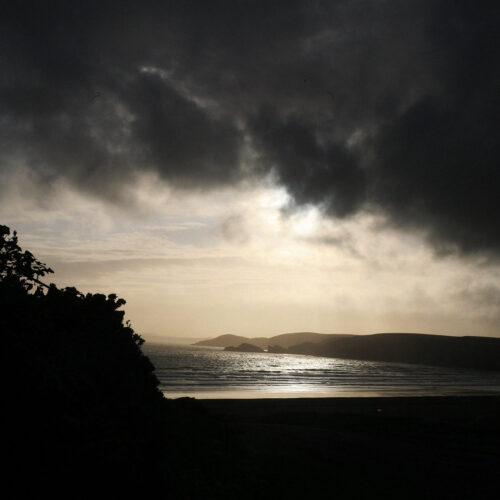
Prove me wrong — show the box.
[144,343,500,398]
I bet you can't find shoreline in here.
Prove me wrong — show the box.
[164,388,500,399]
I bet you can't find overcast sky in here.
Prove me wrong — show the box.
[1,1,499,339]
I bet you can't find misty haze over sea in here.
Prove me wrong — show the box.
[144,344,500,399]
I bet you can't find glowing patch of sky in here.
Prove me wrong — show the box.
[2,173,500,339]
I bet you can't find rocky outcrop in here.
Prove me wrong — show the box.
[224,343,264,353]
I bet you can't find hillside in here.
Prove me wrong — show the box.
[224,343,265,353]
[266,332,351,348]
[291,333,500,371]
[193,332,353,349]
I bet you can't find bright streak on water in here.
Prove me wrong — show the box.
[144,344,500,398]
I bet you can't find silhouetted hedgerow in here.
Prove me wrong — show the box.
[1,225,166,491]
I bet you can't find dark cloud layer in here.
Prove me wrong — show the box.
[1,1,499,254]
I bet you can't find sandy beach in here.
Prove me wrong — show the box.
[166,395,500,499]
[201,394,500,419]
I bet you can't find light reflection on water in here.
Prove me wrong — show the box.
[144,343,500,398]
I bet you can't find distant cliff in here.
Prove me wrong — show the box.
[290,333,500,371]
[224,343,265,353]
[267,345,288,354]
[199,331,500,371]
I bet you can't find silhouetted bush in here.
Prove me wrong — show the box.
[1,225,166,490]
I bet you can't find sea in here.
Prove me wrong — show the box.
[144,343,500,399]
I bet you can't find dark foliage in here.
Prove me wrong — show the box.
[1,225,166,491]
[0,224,53,292]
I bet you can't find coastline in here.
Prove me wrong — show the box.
[148,343,500,401]
[164,387,500,399]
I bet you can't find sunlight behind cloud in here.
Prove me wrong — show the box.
[3,173,500,339]
[289,206,321,238]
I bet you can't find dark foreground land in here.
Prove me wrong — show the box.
[167,396,500,499]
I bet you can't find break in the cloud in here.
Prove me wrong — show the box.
[1,1,499,255]
[3,182,500,338]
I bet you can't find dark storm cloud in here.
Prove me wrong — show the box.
[248,109,366,217]
[124,71,243,187]
[1,1,499,254]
